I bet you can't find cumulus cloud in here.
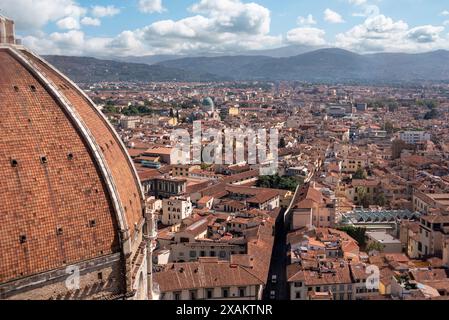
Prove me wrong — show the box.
[407,25,445,43]
[324,8,345,24]
[348,0,367,5]
[189,0,271,35]
[56,16,80,30]
[138,0,166,14]
[81,17,101,27]
[440,10,449,16]
[286,27,326,46]
[91,5,120,18]
[0,0,86,31]
[21,0,281,56]
[133,0,280,54]
[335,14,448,53]
[11,0,449,57]
[297,14,317,26]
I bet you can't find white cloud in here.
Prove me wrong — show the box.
[335,14,448,53]
[56,16,80,30]
[352,5,380,18]
[189,0,271,35]
[348,0,367,5]
[407,25,445,43]
[22,0,281,56]
[91,5,120,18]
[23,30,86,55]
[13,0,448,57]
[81,17,101,27]
[0,0,86,31]
[138,0,166,14]
[286,27,326,46]
[297,14,317,26]
[324,8,345,24]
[440,10,449,16]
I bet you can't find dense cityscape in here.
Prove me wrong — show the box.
[82,79,449,300]
[2,0,449,305]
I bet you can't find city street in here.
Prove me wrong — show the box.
[264,209,288,300]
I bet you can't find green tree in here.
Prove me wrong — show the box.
[338,226,367,247]
[383,121,395,134]
[424,108,438,120]
[102,105,119,114]
[374,192,387,207]
[356,187,371,208]
[353,167,367,180]
[388,102,399,112]
[366,241,384,253]
[256,174,300,192]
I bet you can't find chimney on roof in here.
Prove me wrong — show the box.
[0,15,16,45]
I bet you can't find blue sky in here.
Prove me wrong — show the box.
[2,0,449,56]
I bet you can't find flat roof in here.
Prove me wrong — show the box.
[367,231,401,244]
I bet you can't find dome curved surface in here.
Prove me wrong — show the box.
[201,97,215,112]
[0,47,144,284]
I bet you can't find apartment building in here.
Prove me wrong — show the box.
[341,156,370,173]
[170,242,246,263]
[162,197,193,225]
[287,262,355,300]
[155,259,264,300]
[399,131,431,145]
[418,213,449,258]
[172,164,201,177]
[413,191,449,214]
[290,184,336,229]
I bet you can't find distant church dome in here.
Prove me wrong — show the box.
[0,17,150,300]
[202,97,215,112]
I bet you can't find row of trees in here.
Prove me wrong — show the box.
[257,174,301,192]
[355,187,387,208]
[102,103,154,116]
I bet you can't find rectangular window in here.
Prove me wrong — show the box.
[222,288,230,298]
[239,287,246,297]
[206,288,213,299]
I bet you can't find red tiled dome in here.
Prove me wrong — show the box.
[0,46,144,284]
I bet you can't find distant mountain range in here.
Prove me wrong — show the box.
[43,55,222,83]
[44,48,449,84]
[112,44,324,65]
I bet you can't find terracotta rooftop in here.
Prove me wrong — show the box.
[0,47,144,284]
[154,260,263,292]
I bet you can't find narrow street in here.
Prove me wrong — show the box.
[263,208,288,300]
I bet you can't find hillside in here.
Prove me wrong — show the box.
[43,55,225,83]
[44,48,449,84]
